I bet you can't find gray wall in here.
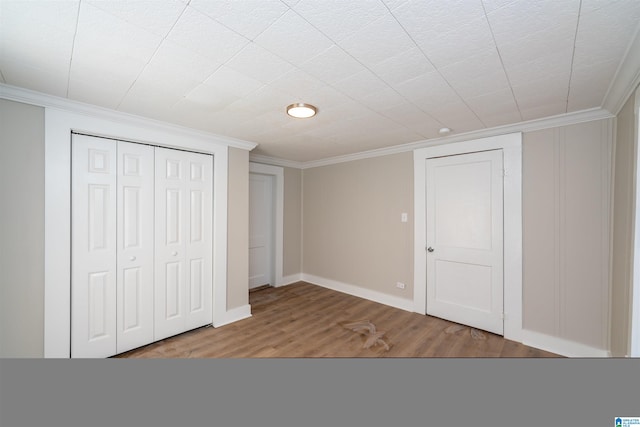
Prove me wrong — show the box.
[302,152,414,299]
[301,120,613,351]
[522,120,612,350]
[610,87,638,356]
[283,167,302,277]
[0,99,45,357]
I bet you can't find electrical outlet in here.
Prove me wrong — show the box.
[401,212,408,222]
[396,282,405,289]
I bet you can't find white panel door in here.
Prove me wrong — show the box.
[183,150,213,330]
[249,173,273,289]
[116,141,154,354]
[155,147,213,340]
[426,150,504,335]
[71,134,117,358]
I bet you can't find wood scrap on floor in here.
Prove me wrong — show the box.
[340,320,390,351]
[443,323,486,340]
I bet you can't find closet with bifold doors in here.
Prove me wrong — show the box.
[71,133,213,358]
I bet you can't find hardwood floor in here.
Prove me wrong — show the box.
[116,282,560,358]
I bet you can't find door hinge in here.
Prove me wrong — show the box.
[503,168,508,177]
[500,313,506,320]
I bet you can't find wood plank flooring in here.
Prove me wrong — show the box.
[115,282,560,358]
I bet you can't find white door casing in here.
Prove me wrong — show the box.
[414,133,522,342]
[249,173,273,289]
[71,134,118,358]
[426,150,504,335]
[116,140,154,354]
[154,147,213,341]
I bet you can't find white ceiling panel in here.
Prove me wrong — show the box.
[253,10,333,65]
[297,45,365,85]
[190,0,287,41]
[166,6,250,64]
[224,42,295,84]
[86,0,186,38]
[369,47,435,86]
[292,0,389,42]
[339,13,416,68]
[2,0,639,162]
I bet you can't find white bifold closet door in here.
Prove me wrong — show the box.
[72,134,213,358]
[154,147,213,341]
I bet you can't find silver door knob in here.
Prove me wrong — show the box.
[129,256,136,261]
[427,247,434,252]
[172,251,178,256]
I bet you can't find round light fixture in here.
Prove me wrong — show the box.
[286,103,317,118]
[439,127,451,135]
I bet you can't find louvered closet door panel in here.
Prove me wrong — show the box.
[155,147,188,340]
[184,151,213,330]
[72,134,117,358]
[116,141,155,353]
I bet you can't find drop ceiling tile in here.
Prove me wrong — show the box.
[376,102,443,132]
[512,79,568,110]
[253,10,334,65]
[360,87,409,113]
[167,6,249,64]
[292,0,389,42]
[118,80,185,116]
[465,89,519,116]
[425,101,484,128]
[332,69,390,103]
[409,17,496,69]
[146,40,222,83]
[393,0,487,44]
[269,69,326,99]
[381,0,411,11]
[520,102,567,121]
[68,76,131,109]
[369,47,435,86]
[393,71,461,110]
[481,0,519,13]
[74,2,162,62]
[0,31,74,75]
[0,59,68,97]
[225,43,295,84]
[478,110,523,128]
[85,0,186,38]
[487,0,580,44]
[339,13,415,68]
[573,2,640,64]
[298,45,365,85]
[202,66,264,98]
[190,0,288,41]
[0,0,80,33]
[180,84,242,113]
[438,50,510,98]
[502,49,573,88]
[133,65,201,98]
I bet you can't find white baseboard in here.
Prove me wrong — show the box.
[522,329,611,358]
[214,304,252,328]
[277,274,302,287]
[301,273,415,312]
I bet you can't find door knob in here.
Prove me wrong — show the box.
[129,256,136,261]
[172,251,178,256]
[427,247,434,252]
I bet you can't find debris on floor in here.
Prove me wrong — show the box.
[444,324,486,340]
[340,320,390,351]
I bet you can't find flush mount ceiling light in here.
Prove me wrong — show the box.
[286,103,317,118]
[439,127,452,135]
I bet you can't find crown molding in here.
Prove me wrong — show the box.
[299,107,614,169]
[602,24,640,115]
[0,83,257,151]
[249,154,305,169]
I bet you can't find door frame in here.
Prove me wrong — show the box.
[249,162,284,287]
[413,132,523,342]
[43,108,241,358]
